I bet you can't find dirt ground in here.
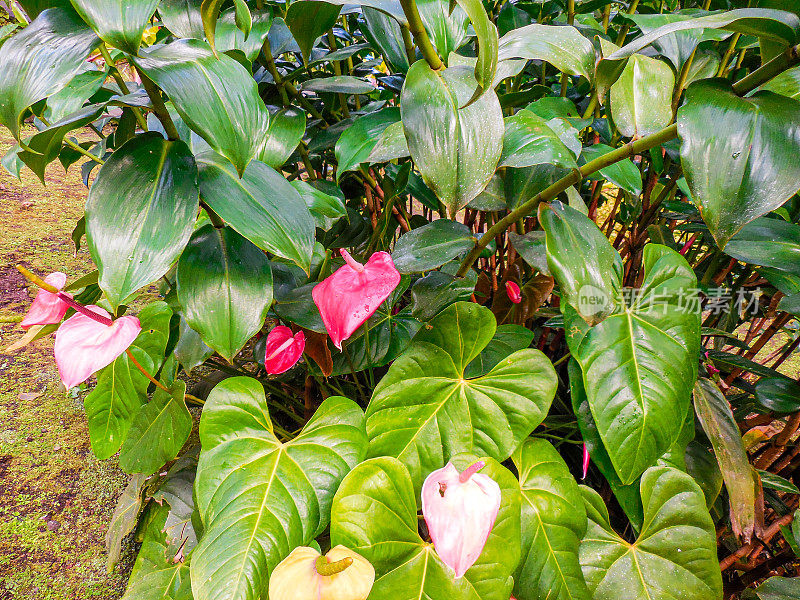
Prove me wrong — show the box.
[0,126,132,599]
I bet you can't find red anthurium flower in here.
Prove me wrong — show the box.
[421,460,501,579]
[312,250,401,350]
[582,443,591,480]
[505,281,522,304]
[264,326,305,374]
[21,272,72,329]
[54,305,141,389]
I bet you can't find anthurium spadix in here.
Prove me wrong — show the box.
[54,306,141,390]
[312,250,401,350]
[264,326,305,374]
[20,271,71,329]
[269,545,375,600]
[421,460,501,579]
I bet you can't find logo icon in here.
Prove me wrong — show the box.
[577,284,610,319]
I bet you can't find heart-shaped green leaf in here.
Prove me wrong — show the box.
[176,225,273,362]
[133,39,269,175]
[331,455,521,600]
[85,133,199,308]
[0,6,100,139]
[498,24,595,82]
[678,80,800,247]
[119,380,192,475]
[70,0,160,54]
[197,151,315,271]
[512,438,590,600]
[579,465,723,600]
[191,377,367,600]
[725,217,800,277]
[366,301,557,488]
[401,62,504,216]
[335,107,401,181]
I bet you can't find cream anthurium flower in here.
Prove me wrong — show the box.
[269,545,375,600]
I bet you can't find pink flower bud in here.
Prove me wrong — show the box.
[505,281,522,304]
[54,306,141,389]
[21,272,72,329]
[264,326,305,374]
[582,443,590,480]
[312,250,401,350]
[421,460,501,579]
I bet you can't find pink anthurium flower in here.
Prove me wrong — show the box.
[582,443,591,480]
[421,460,501,579]
[312,249,401,350]
[21,272,72,329]
[264,326,305,374]
[54,305,141,389]
[505,281,522,304]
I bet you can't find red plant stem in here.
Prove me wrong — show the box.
[125,348,170,393]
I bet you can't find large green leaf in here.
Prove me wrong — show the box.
[191,377,367,600]
[200,0,252,56]
[70,0,160,54]
[758,64,800,100]
[725,217,800,277]
[0,7,100,139]
[85,133,199,309]
[453,0,498,103]
[751,576,800,600]
[417,0,468,60]
[119,381,192,475]
[754,377,800,413]
[84,347,153,460]
[362,6,410,73]
[197,151,315,271]
[331,455,521,600]
[176,225,273,362]
[133,39,269,176]
[693,378,757,542]
[580,144,643,196]
[335,107,400,181]
[291,180,348,231]
[212,7,272,62]
[579,466,723,600]
[401,62,503,216]
[159,0,204,39]
[544,205,700,484]
[391,219,476,273]
[498,24,595,82]
[43,67,106,123]
[366,301,557,488]
[539,202,622,324]
[258,107,305,169]
[678,81,800,248]
[499,109,578,169]
[597,8,800,92]
[106,473,149,571]
[512,438,590,600]
[285,0,342,64]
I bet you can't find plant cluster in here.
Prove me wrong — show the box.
[3,0,800,598]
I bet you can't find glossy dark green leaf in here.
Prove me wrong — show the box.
[751,576,800,600]
[331,455,521,599]
[678,80,800,248]
[176,225,273,361]
[581,144,643,196]
[335,107,400,180]
[197,151,315,271]
[285,0,342,64]
[212,7,272,61]
[119,380,192,475]
[70,0,159,54]
[401,63,503,215]
[43,67,106,123]
[498,24,595,82]
[158,0,204,39]
[468,171,506,211]
[17,0,71,19]
[759,470,800,494]
[106,473,149,571]
[18,104,103,183]
[201,0,252,56]
[417,0,468,60]
[693,378,757,541]
[597,9,800,93]
[499,109,578,169]
[84,347,153,460]
[85,133,199,308]
[725,217,800,276]
[291,180,347,231]
[508,231,549,275]
[411,269,476,322]
[258,107,305,169]
[133,39,269,176]
[362,6,410,73]
[539,202,622,323]
[685,441,724,508]
[453,0,498,103]
[513,438,590,600]
[0,7,100,139]
[779,292,800,315]
[366,301,557,488]
[758,64,800,100]
[274,282,326,333]
[392,219,476,273]
[302,75,376,95]
[579,466,723,600]
[366,121,410,164]
[755,377,800,413]
[191,378,366,600]
[174,317,214,373]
